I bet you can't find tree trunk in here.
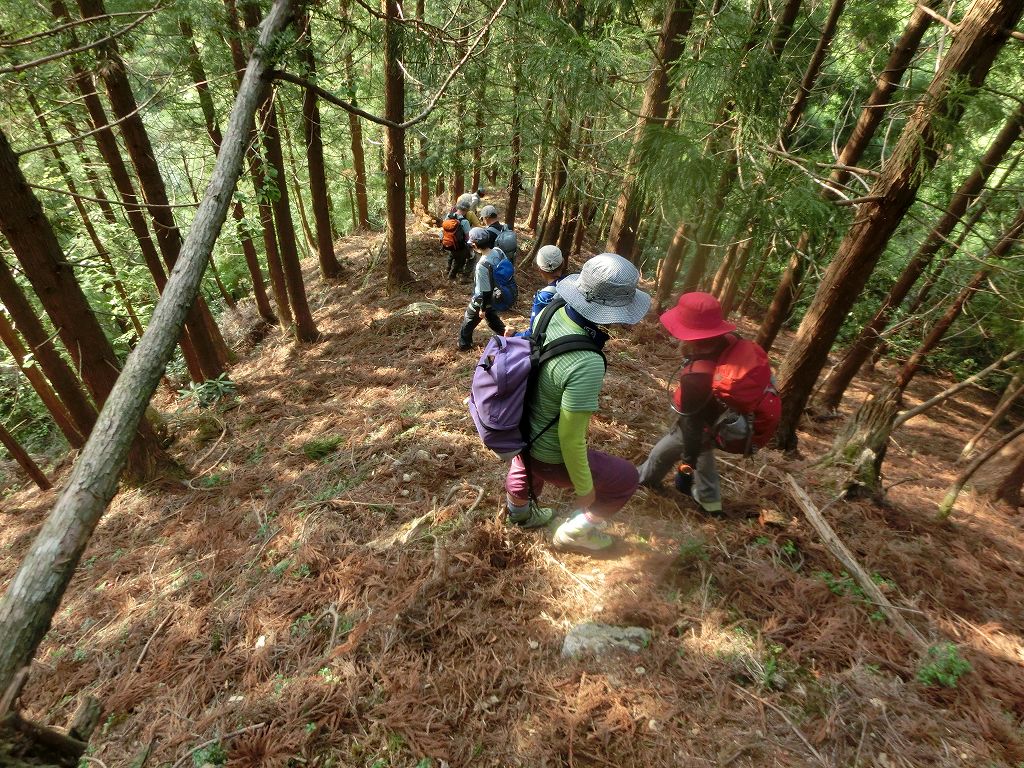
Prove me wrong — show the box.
[0,313,84,448]
[605,0,695,259]
[757,1,939,349]
[779,0,846,148]
[939,422,1024,517]
[816,101,1024,412]
[961,380,1024,460]
[774,0,1024,451]
[0,131,167,483]
[0,423,50,491]
[507,87,523,230]
[74,0,231,377]
[343,49,371,231]
[54,20,206,381]
[179,16,275,323]
[26,94,144,341]
[278,106,318,259]
[222,0,291,328]
[527,147,546,231]
[0,0,295,704]
[984,434,1024,508]
[382,0,411,291]
[654,221,689,313]
[0,263,97,443]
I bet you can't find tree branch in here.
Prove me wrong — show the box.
[0,5,160,75]
[269,0,508,130]
[0,9,155,48]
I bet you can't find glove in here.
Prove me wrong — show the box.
[674,463,694,496]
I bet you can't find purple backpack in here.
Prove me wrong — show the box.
[468,299,605,460]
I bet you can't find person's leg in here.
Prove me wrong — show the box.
[505,454,554,528]
[446,252,457,280]
[552,450,639,552]
[458,303,482,350]
[637,418,685,489]
[692,448,723,513]
[483,307,505,336]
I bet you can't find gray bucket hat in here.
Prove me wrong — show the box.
[556,253,651,325]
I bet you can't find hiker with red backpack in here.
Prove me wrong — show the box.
[637,292,781,515]
[440,198,473,281]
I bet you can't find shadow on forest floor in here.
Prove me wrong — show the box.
[2,209,1023,768]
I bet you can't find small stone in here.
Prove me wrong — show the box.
[437,453,449,460]
[561,622,651,658]
[402,473,412,482]
[228,695,244,703]
[528,639,540,650]
[415,450,430,462]
[634,666,646,675]
[255,635,266,649]
[400,489,410,497]
[648,719,660,732]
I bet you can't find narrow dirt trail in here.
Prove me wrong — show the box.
[1,217,1022,767]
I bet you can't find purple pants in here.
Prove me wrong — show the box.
[505,449,639,518]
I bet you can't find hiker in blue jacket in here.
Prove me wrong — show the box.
[516,245,567,339]
[458,227,507,351]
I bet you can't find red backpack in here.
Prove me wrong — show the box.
[440,212,467,251]
[674,335,781,453]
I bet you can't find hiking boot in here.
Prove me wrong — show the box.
[552,515,614,553]
[458,339,472,351]
[507,504,554,529]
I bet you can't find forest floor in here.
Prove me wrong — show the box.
[2,214,1024,768]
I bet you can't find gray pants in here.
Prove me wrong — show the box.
[637,419,722,512]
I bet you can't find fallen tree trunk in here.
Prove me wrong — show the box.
[786,474,928,651]
[0,0,296,697]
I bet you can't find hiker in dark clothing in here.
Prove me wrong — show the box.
[458,227,507,351]
[439,198,472,281]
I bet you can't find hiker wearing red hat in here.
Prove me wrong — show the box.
[638,292,780,514]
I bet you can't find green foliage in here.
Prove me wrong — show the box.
[917,642,971,688]
[303,435,345,461]
[192,740,228,767]
[178,374,237,409]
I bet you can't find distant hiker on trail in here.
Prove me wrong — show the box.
[514,245,566,339]
[504,253,651,553]
[440,198,473,282]
[482,204,519,263]
[471,186,486,213]
[457,192,483,228]
[637,292,780,516]
[458,227,513,351]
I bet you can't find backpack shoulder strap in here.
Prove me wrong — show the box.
[538,336,607,370]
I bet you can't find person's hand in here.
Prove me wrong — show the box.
[574,489,596,511]
[504,328,515,337]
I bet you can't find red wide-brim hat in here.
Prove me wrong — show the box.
[660,292,736,341]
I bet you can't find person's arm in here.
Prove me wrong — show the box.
[677,370,713,467]
[558,409,593,499]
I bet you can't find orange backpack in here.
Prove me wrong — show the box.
[440,213,467,251]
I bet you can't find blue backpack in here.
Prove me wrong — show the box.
[486,250,518,312]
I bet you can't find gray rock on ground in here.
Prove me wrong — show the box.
[561,622,651,658]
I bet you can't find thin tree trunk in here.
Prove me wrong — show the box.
[0,0,294,705]
[343,50,371,230]
[382,0,411,291]
[989,435,1024,507]
[0,131,168,482]
[774,0,1024,451]
[278,105,317,258]
[0,261,98,443]
[0,312,84,448]
[527,147,546,231]
[179,16,275,323]
[74,0,231,377]
[939,422,1024,517]
[779,0,847,148]
[0,423,50,491]
[816,101,1024,412]
[961,380,1024,460]
[606,0,695,259]
[222,0,291,327]
[507,88,523,230]
[654,221,689,313]
[26,93,144,341]
[719,231,755,316]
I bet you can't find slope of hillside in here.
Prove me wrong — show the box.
[1,223,1023,768]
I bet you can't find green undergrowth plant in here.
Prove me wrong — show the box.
[303,434,344,461]
[178,373,237,409]
[917,642,971,688]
